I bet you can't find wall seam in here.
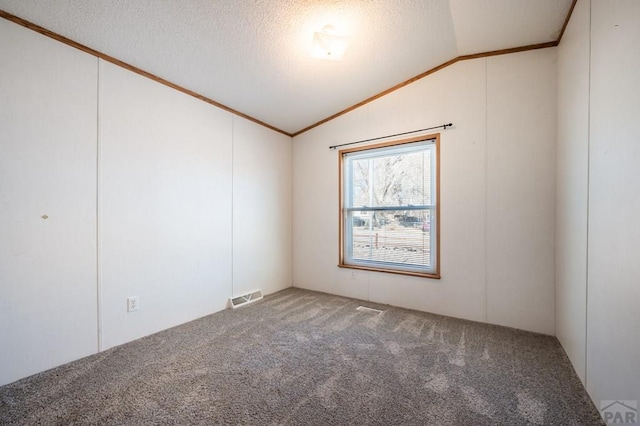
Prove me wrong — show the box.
[554,42,558,338]
[484,57,489,324]
[231,115,235,299]
[290,133,294,289]
[584,0,592,392]
[552,46,558,338]
[96,57,103,352]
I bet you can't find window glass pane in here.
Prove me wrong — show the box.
[423,149,432,205]
[347,209,433,270]
[351,158,370,208]
[347,144,433,208]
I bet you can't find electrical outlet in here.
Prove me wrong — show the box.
[127,296,139,312]
[351,271,357,280]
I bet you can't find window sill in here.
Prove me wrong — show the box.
[338,263,441,279]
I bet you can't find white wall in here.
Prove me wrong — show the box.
[556,0,640,409]
[486,52,557,334]
[587,0,640,405]
[0,19,98,385]
[556,0,590,385]
[293,49,557,335]
[99,61,234,349]
[232,117,292,298]
[0,18,292,386]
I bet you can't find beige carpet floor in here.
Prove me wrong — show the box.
[0,288,603,425]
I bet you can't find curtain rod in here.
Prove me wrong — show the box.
[329,123,453,150]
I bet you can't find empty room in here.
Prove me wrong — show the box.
[1,0,638,424]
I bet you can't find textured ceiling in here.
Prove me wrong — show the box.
[0,0,573,135]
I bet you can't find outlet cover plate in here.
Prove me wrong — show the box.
[127,296,139,312]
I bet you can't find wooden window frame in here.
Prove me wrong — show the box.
[338,134,441,279]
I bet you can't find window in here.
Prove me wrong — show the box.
[339,134,440,278]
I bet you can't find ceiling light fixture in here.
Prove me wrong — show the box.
[311,25,351,61]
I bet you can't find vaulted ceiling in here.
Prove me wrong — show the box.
[0,1,574,135]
